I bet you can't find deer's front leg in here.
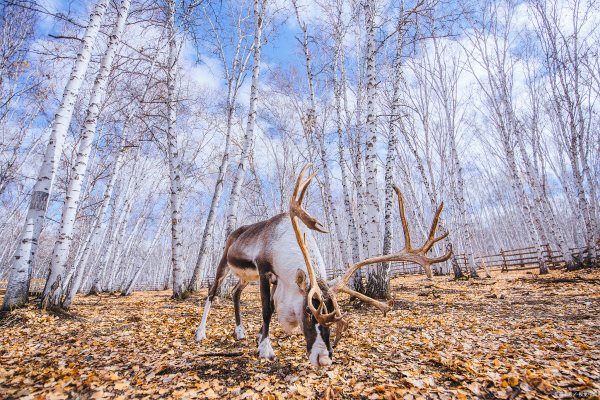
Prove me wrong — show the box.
[257,274,275,360]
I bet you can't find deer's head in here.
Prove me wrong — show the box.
[294,270,336,366]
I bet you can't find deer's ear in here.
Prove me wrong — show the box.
[296,269,307,293]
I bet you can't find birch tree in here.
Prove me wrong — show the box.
[329,1,365,291]
[363,0,384,298]
[382,4,405,290]
[292,0,351,273]
[121,213,168,295]
[41,0,131,310]
[531,0,598,266]
[3,0,109,310]
[166,0,186,300]
[428,37,479,277]
[1,0,598,304]
[188,1,254,291]
[464,0,549,274]
[225,0,266,236]
[61,139,128,308]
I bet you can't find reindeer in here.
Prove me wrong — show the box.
[194,164,451,366]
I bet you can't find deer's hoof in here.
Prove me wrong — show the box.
[258,338,275,360]
[194,329,207,342]
[234,325,246,340]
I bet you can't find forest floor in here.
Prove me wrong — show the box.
[1,268,599,400]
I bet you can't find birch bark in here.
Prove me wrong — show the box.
[521,62,573,267]
[103,197,135,292]
[363,0,385,297]
[342,23,369,260]
[122,213,168,296]
[532,2,597,265]
[293,0,350,271]
[382,6,405,294]
[188,9,253,291]
[225,0,265,237]
[166,0,186,300]
[334,71,361,266]
[87,153,138,294]
[108,197,153,292]
[3,0,109,310]
[61,142,125,308]
[42,0,131,309]
[429,38,479,278]
[464,7,549,274]
[332,33,361,266]
[516,119,573,268]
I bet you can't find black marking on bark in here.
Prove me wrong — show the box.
[31,191,49,211]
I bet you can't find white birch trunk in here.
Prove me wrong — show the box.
[363,0,384,297]
[465,6,549,274]
[186,15,255,290]
[329,10,365,291]
[516,122,573,268]
[103,189,136,291]
[449,132,478,277]
[62,133,128,307]
[88,160,137,294]
[430,38,479,278]
[225,0,265,236]
[42,0,131,309]
[122,213,168,295]
[348,98,369,259]
[76,26,161,296]
[166,0,186,299]
[335,73,361,266]
[293,1,350,271]
[506,142,549,274]
[188,108,232,291]
[3,0,109,310]
[382,9,404,290]
[111,198,154,291]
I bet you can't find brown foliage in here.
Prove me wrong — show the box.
[1,269,599,399]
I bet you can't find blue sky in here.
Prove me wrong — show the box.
[36,0,307,86]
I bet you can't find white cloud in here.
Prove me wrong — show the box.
[187,56,223,92]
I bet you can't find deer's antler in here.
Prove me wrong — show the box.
[290,165,451,344]
[289,164,340,326]
[329,186,452,301]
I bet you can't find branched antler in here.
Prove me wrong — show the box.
[330,186,452,295]
[289,164,340,326]
[290,164,452,345]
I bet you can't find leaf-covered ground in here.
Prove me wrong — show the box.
[1,269,599,399]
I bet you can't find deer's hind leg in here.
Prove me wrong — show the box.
[232,280,248,340]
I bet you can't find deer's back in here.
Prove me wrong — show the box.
[226,213,327,282]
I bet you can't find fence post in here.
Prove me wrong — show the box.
[520,251,525,269]
[481,259,491,278]
[544,243,554,269]
[501,248,508,272]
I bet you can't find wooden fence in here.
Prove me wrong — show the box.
[474,246,557,271]
[376,243,598,278]
[0,278,46,295]
[473,244,599,272]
